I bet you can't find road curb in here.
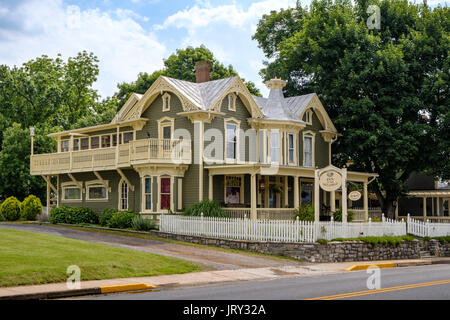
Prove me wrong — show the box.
[346,260,433,271]
[0,283,157,300]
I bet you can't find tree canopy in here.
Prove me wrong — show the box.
[115,45,261,108]
[253,0,449,216]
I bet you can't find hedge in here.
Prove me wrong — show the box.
[107,210,138,229]
[50,206,99,225]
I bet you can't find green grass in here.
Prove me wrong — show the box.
[0,228,203,287]
[30,222,303,263]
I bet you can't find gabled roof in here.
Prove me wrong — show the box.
[162,76,237,110]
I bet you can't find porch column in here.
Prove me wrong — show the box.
[208,173,213,201]
[283,176,289,207]
[423,197,427,218]
[330,191,335,212]
[251,173,257,220]
[314,169,320,222]
[363,180,368,222]
[46,176,50,215]
[342,167,348,222]
[294,176,299,209]
[56,174,60,208]
[436,197,440,216]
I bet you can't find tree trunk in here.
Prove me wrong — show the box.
[382,200,395,219]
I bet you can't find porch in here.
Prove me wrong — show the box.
[206,164,378,222]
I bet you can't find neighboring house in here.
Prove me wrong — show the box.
[397,172,450,221]
[30,61,377,221]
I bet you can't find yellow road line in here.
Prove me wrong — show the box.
[306,279,450,300]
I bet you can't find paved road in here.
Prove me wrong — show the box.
[0,223,304,270]
[87,264,450,300]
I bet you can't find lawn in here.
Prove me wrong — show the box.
[0,228,203,287]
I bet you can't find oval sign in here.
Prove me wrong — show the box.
[348,191,362,201]
[319,170,342,192]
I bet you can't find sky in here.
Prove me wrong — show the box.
[0,0,448,99]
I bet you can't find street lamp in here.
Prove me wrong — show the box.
[30,126,35,155]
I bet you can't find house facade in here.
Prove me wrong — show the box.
[30,61,378,222]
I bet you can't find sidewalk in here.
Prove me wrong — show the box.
[1,257,448,300]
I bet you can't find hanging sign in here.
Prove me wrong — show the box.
[348,191,362,201]
[319,170,342,192]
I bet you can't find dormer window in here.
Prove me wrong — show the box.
[228,93,236,111]
[162,93,171,112]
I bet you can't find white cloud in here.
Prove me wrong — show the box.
[156,0,299,96]
[0,0,166,98]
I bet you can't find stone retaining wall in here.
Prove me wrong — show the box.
[152,231,450,263]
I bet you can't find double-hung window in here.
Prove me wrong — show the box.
[288,133,295,164]
[270,131,280,163]
[303,135,313,167]
[144,177,152,211]
[226,123,237,160]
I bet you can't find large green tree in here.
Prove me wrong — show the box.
[115,45,261,108]
[253,0,449,217]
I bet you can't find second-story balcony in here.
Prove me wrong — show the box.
[30,138,191,175]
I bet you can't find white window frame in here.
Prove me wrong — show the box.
[162,93,171,112]
[61,182,82,202]
[142,176,153,213]
[224,118,240,162]
[60,140,69,152]
[302,130,315,167]
[118,179,129,211]
[86,180,109,201]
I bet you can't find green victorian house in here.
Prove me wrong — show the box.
[30,61,377,222]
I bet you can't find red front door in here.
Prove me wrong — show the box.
[160,178,171,210]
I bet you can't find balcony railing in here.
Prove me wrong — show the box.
[30,138,191,175]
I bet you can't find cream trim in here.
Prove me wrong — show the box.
[157,116,175,139]
[141,176,153,213]
[177,178,183,210]
[298,94,338,133]
[224,117,241,163]
[227,93,237,111]
[61,182,82,202]
[157,175,174,212]
[302,130,315,168]
[117,168,134,191]
[162,92,171,112]
[86,180,109,201]
[118,178,129,210]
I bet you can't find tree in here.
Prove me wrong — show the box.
[0,123,56,202]
[253,0,449,217]
[115,45,261,108]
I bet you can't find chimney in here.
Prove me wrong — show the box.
[195,60,211,83]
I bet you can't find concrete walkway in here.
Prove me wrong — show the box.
[1,257,447,299]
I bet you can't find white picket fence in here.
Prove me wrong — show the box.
[159,214,407,243]
[407,214,450,237]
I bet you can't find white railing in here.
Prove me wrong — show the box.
[407,214,450,237]
[160,214,407,243]
[257,208,296,220]
[223,208,251,219]
[30,138,191,174]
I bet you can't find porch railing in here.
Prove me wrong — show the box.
[30,138,191,174]
[222,208,297,220]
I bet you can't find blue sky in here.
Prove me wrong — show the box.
[0,0,448,99]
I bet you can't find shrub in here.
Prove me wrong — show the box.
[332,208,354,222]
[0,196,21,221]
[184,200,226,217]
[20,195,43,221]
[294,203,314,221]
[49,206,99,225]
[317,239,329,245]
[131,215,156,231]
[107,210,138,229]
[99,208,116,227]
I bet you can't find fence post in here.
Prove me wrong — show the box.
[426,219,430,237]
[201,212,204,235]
[382,213,385,222]
[368,217,371,237]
